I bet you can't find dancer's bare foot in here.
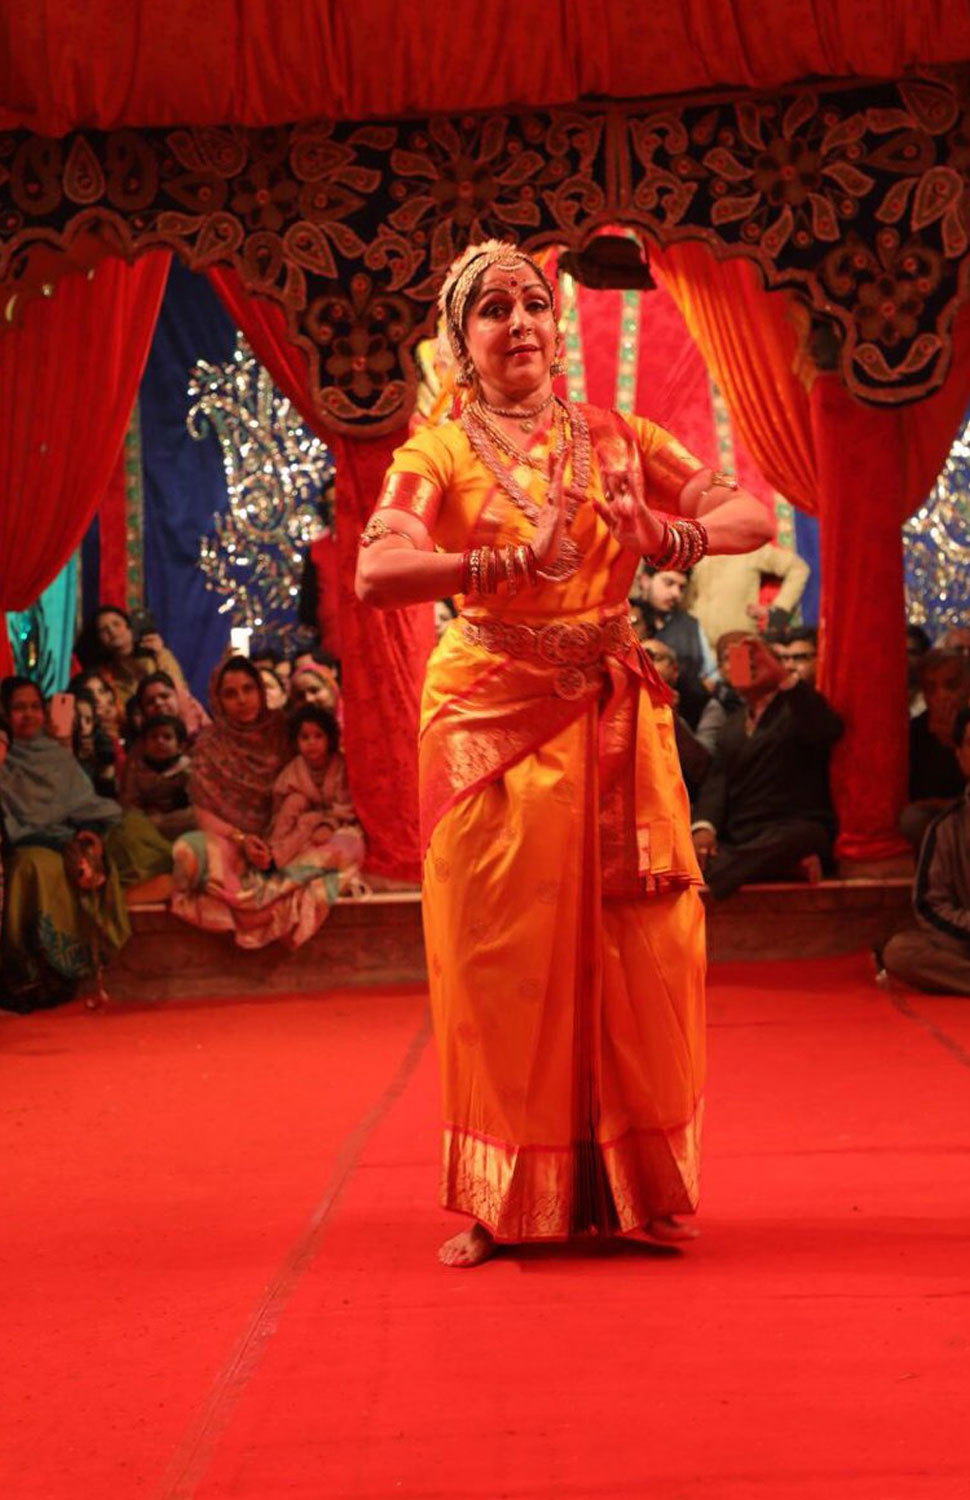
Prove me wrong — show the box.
[438,1222,495,1268]
[640,1215,700,1245]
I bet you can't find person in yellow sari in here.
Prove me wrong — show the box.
[356,240,771,1266]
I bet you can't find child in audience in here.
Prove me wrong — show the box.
[122,714,196,839]
[72,686,119,798]
[269,704,364,875]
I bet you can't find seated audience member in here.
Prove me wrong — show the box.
[434,599,458,640]
[122,715,196,840]
[695,630,747,756]
[877,707,970,994]
[687,540,810,652]
[250,638,286,677]
[78,605,189,712]
[269,704,365,878]
[251,637,303,690]
[940,625,970,657]
[642,639,710,799]
[636,566,713,729]
[135,669,209,744]
[172,657,355,949]
[901,650,970,851]
[289,660,341,714]
[259,666,288,711]
[772,626,819,687]
[0,677,139,1011]
[906,624,931,718]
[691,635,844,899]
[72,686,119,798]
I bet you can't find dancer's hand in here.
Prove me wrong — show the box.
[532,453,568,572]
[595,464,665,555]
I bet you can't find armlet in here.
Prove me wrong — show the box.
[648,440,706,507]
[375,471,442,526]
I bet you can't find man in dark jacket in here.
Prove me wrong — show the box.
[691,635,844,899]
[879,706,970,994]
[638,566,713,729]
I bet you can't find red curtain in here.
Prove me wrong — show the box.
[330,430,435,882]
[97,441,132,610]
[208,267,433,880]
[0,251,170,676]
[652,242,970,862]
[2,2,969,133]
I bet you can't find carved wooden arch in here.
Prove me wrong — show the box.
[2,68,970,433]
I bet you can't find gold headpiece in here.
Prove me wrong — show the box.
[436,240,556,369]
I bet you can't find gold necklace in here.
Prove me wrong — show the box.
[469,399,565,474]
[477,391,555,433]
[460,400,592,581]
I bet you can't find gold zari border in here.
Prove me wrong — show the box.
[441,1106,703,1242]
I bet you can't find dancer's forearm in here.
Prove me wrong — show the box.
[355,541,466,609]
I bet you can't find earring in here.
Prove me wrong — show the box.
[456,358,475,388]
[550,333,566,379]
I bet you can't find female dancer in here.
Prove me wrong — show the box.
[356,240,771,1266]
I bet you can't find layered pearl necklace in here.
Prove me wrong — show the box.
[460,397,591,580]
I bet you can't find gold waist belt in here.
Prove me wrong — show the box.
[460,613,633,699]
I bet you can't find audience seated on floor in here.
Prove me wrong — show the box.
[269,704,365,878]
[288,659,341,714]
[690,634,844,899]
[171,655,360,950]
[259,666,288,710]
[772,626,819,687]
[0,677,171,1012]
[70,669,126,779]
[134,668,209,745]
[641,638,710,799]
[906,624,931,718]
[901,649,970,852]
[632,565,713,729]
[76,605,189,713]
[878,706,970,995]
[122,714,197,840]
[70,686,119,798]
[695,630,747,757]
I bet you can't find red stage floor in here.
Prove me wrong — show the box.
[2,956,969,1499]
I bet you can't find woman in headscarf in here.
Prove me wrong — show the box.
[288,659,341,714]
[171,656,355,948]
[0,678,133,1010]
[356,239,771,1266]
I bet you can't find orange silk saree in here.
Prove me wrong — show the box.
[377,406,707,1239]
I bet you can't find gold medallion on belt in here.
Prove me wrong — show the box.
[460,614,633,700]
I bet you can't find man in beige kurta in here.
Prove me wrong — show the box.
[686,542,810,652]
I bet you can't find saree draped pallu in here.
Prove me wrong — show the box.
[377,406,708,1240]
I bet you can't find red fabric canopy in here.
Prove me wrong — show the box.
[0,252,169,675]
[2,2,969,133]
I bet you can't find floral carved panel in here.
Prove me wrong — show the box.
[1,72,970,431]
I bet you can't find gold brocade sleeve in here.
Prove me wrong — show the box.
[625,416,707,510]
[374,470,444,528]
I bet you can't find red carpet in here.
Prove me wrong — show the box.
[2,956,969,1499]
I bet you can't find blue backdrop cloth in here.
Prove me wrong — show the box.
[792,510,819,627]
[139,260,237,704]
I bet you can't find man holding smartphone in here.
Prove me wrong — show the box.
[691,634,844,898]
